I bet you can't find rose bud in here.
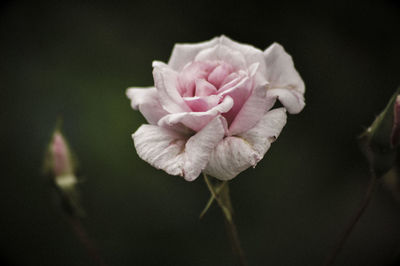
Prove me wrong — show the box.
[45,130,85,216]
[127,36,305,181]
[46,131,77,189]
[50,132,73,176]
[360,87,400,177]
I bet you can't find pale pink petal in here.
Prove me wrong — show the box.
[219,35,267,75]
[179,62,218,96]
[239,108,287,157]
[207,63,233,88]
[133,125,187,177]
[195,44,247,70]
[267,88,305,114]
[221,72,241,88]
[263,43,305,114]
[218,74,242,93]
[203,136,259,181]
[218,77,253,125]
[158,96,233,132]
[152,62,191,113]
[183,116,227,181]
[126,87,169,124]
[132,116,226,181]
[204,108,287,180]
[183,95,220,112]
[195,79,218,96]
[228,84,276,135]
[168,37,219,71]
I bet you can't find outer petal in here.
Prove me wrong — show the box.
[204,108,287,180]
[263,43,305,114]
[267,88,305,114]
[158,96,233,132]
[228,83,276,136]
[153,62,191,113]
[203,137,259,181]
[126,87,169,124]
[195,44,247,70]
[133,116,226,181]
[183,116,227,181]
[168,37,219,71]
[219,35,267,75]
[133,125,185,177]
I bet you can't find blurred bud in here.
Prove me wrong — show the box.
[50,131,74,177]
[45,128,84,217]
[360,87,400,177]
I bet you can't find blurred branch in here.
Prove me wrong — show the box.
[323,147,378,266]
[67,215,108,266]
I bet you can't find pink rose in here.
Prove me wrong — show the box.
[127,36,305,181]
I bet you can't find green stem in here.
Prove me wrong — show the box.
[199,181,227,219]
[203,173,248,266]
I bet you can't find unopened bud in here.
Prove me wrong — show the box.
[50,132,74,177]
[360,87,400,177]
[44,129,84,217]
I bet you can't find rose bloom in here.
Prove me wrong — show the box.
[127,36,305,181]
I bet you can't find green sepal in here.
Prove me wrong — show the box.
[201,174,233,221]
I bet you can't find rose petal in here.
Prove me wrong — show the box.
[133,125,186,177]
[207,63,233,88]
[228,83,276,135]
[204,108,287,180]
[220,72,240,88]
[264,43,305,114]
[183,95,220,112]
[195,44,247,70]
[126,87,169,124]
[219,35,267,75]
[239,108,287,157]
[133,116,226,181]
[195,79,218,96]
[218,76,253,125]
[204,137,259,181]
[152,62,191,113]
[168,37,219,71]
[158,96,233,132]
[179,61,219,97]
[267,88,305,114]
[183,116,227,181]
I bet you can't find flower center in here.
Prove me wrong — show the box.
[178,61,236,98]
[177,60,253,126]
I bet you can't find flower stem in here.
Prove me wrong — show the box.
[67,215,108,266]
[323,163,378,266]
[199,181,227,219]
[203,173,248,266]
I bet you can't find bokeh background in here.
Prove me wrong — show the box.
[1,0,400,265]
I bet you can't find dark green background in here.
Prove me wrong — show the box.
[1,0,400,265]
